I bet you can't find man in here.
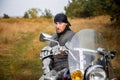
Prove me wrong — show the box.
[50,13,75,47]
[50,13,75,71]
[40,13,74,80]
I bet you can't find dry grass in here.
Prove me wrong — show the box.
[0,16,120,80]
[69,15,111,31]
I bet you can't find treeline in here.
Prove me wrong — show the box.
[2,8,53,19]
[2,0,120,22]
[65,0,120,22]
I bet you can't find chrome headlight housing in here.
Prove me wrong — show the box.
[86,65,107,80]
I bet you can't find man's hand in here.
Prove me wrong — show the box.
[40,46,52,59]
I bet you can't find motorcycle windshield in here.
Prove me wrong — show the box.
[67,29,104,75]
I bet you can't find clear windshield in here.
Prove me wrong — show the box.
[67,29,104,74]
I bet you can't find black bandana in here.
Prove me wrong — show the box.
[54,13,71,26]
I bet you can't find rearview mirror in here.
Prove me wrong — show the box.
[39,32,60,46]
[39,32,52,42]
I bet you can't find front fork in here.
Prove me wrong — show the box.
[105,56,115,80]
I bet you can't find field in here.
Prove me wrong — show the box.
[0,16,120,80]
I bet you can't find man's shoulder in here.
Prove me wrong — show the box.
[67,30,75,34]
[65,30,75,37]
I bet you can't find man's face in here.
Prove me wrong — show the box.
[55,22,67,33]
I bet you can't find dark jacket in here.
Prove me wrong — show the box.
[50,30,75,47]
[50,29,75,71]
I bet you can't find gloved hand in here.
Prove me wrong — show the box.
[40,46,52,59]
[52,46,68,55]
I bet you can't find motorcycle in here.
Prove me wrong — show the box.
[39,29,116,80]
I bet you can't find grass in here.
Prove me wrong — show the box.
[0,31,41,80]
[0,16,120,80]
[0,18,46,80]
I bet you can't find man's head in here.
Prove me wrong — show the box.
[54,13,71,33]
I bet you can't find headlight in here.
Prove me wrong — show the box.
[71,70,83,80]
[86,66,106,80]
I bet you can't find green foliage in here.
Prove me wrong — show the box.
[95,0,120,22]
[65,0,109,18]
[41,9,53,18]
[65,0,120,22]
[27,8,41,18]
[65,0,84,17]
[23,12,29,18]
[108,0,120,22]
[91,0,120,22]
[3,14,10,18]
[65,0,95,18]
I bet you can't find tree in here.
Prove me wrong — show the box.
[64,0,94,18]
[23,12,29,18]
[41,9,53,18]
[27,8,41,18]
[65,0,120,22]
[108,0,120,22]
[93,0,120,22]
[3,14,10,18]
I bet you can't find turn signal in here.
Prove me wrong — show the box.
[71,70,83,80]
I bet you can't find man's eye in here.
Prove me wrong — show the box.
[59,22,63,25]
